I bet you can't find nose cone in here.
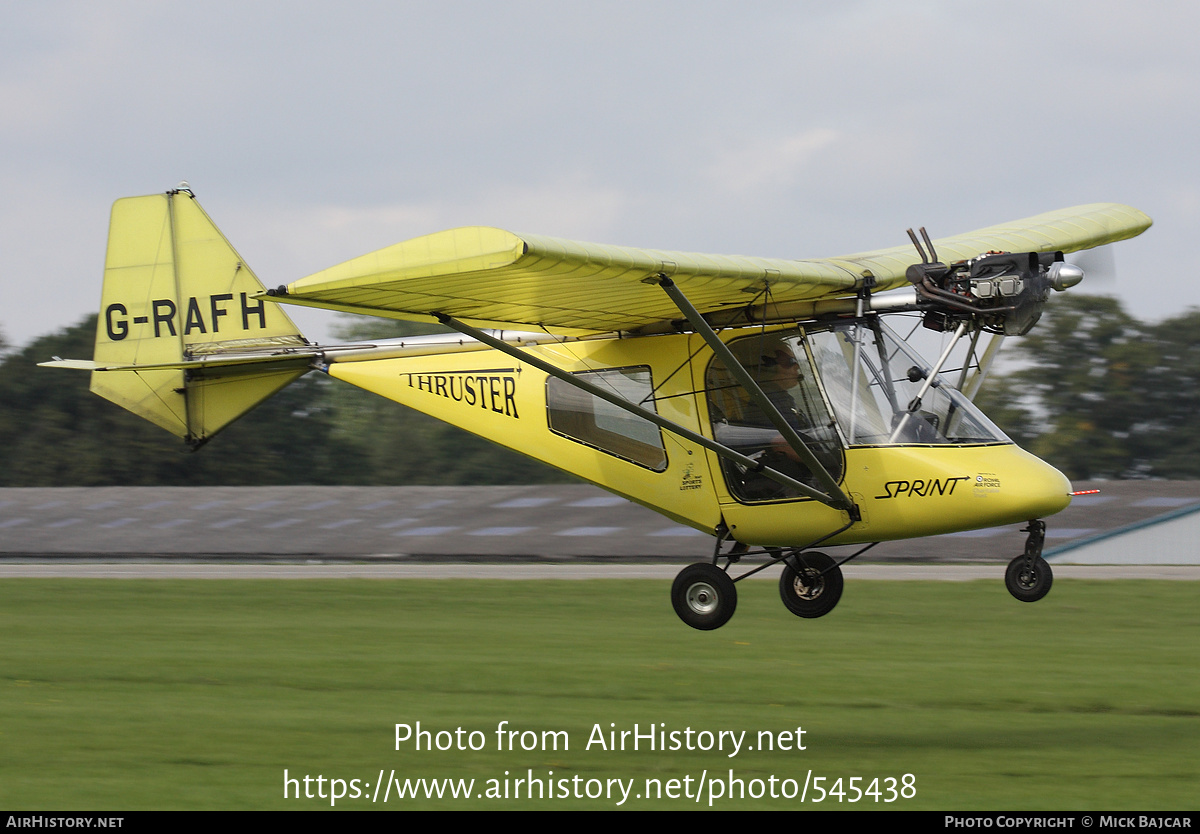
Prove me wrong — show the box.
[1013,450,1073,519]
[962,445,1071,529]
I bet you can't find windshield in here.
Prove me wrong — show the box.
[804,320,1009,446]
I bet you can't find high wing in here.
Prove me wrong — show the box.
[269,203,1151,333]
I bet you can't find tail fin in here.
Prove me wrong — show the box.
[47,189,314,447]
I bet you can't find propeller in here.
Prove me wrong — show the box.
[1067,244,1117,291]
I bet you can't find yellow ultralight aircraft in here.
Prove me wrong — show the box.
[44,188,1152,629]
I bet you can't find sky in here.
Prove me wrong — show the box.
[3,0,1197,349]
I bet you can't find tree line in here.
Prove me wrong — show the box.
[974,295,1200,480]
[0,316,568,487]
[0,296,1195,486]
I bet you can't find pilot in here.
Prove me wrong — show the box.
[710,338,830,499]
[756,347,807,431]
[716,342,810,455]
[750,346,817,471]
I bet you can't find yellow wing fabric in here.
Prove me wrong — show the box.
[272,203,1150,333]
[273,227,859,333]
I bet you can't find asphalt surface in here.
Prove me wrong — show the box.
[2,563,1198,579]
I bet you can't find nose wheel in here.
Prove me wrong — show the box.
[1006,554,1053,602]
[1005,520,1053,602]
[671,563,737,630]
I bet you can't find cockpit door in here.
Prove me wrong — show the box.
[703,331,845,504]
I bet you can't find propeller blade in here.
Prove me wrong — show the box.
[1067,244,1117,290]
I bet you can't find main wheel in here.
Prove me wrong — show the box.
[671,563,737,630]
[779,551,843,618]
[1005,554,1053,602]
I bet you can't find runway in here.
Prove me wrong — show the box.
[3,563,1199,579]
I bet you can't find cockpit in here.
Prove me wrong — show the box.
[706,319,1009,501]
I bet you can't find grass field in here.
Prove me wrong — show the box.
[1,577,1197,810]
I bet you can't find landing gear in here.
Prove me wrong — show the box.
[671,563,737,630]
[671,533,866,629]
[1005,520,1053,602]
[779,551,843,618]
[1006,554,1053,602]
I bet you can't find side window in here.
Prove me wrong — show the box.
[546,367,668,471]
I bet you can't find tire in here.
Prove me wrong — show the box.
[1005,554,1053,602]
[671,563,737,630]
[779,551,843,618]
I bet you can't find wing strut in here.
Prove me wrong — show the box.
[655,276,856,513]
[432,313,847,509]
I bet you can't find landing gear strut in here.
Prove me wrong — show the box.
[1005,519,1053,602]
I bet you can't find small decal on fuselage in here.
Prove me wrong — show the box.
[973,473,1001,493]
[405,369,520,419]
[874,476,971,500]
[680,463,703,491]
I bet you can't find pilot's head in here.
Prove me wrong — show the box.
[759,347,801,385]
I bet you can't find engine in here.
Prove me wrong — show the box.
[903,229,1084,335]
